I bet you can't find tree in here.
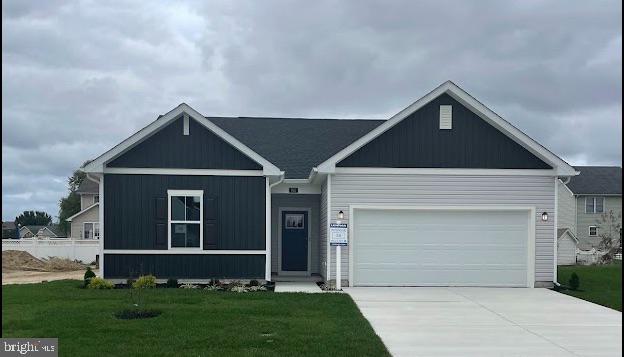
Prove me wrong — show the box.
[15,211,52,226]
[597,209,622,264]
[58,163,89,234]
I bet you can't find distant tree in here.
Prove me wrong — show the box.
[597,210,622,264]
[15,211,52,226]
[58,162,90,234]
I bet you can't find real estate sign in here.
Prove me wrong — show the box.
[329,223,348,246]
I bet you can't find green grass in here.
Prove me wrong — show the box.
[557,262,622,311]
[2,280,389,357]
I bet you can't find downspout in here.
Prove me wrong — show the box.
[552,176,572,287]
[266,172,285,281]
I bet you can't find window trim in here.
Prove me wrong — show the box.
[585,196,605,214]
[167,189,203,250]
[83,222,100,240]
[588,225,598,237]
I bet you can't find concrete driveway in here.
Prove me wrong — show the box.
[345,287,622,357]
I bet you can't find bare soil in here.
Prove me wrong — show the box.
[2,250,96,284]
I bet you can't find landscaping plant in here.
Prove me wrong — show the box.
[87,277,114,289]
[83,267,96,287]
[568,272,580,291]
[132,275,156,289]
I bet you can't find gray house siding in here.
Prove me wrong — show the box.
[337,94,551,169]
[575,195,622,250]
[557,180,577,235]
[108,116,261,170]
[270,193,321,274]
[104,174,266,250]
[328,174,556,285]
[104,254,265,279]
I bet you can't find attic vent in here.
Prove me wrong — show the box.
[183,113,189,135]
[439,105,452,129]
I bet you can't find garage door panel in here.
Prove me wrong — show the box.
[353,209,530,287]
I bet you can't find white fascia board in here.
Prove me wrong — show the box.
[317,81,577,176]
[65,203,100,222]
[82,103,281,176]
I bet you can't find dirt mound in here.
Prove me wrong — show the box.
[2,250,87,272]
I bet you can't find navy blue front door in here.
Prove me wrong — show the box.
[281,211,308,271]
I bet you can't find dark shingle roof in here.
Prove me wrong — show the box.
[76,179,99,194]
[209,117,384,178]
[566,166,622,195]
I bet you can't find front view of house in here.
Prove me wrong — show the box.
[82,81,577,288]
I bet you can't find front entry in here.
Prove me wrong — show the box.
[281,210,309,272]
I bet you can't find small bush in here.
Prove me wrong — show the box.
[114,308,162,320]
[83,267,96,287]
[88,277,114,289]
[166,278,178,288]
[133,275,157,289]
[568,272,580,291]
[249,279,259,287]
[126,278,135,288]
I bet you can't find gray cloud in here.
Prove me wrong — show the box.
[2,0,622,220]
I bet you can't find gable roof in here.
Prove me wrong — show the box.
[20,225,63,237]
[82,103,282,176]
[557,228,579,243]
[316,81,577,176]
[209,117,383,179]
[65,203,99,222]
[76,179,99,194]
[566,166,622,195]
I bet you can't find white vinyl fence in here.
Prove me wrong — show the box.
[2,238,100,264]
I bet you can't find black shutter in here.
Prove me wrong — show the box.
[204,196,218,250]
[154,197,167,249]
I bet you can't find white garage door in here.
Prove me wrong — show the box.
[352,209,531,287]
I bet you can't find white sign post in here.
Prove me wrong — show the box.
[330,222,348,290]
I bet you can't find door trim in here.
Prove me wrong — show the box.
[348,205,536,288]
[278,207,312,276]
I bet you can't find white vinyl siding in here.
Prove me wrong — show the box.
[557,180,576,235]
[330,174,556,285]
[557,234,577,265]
[70,205,99,240]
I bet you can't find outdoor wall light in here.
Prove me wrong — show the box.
[541,212,548,221]
[338,210,344,220]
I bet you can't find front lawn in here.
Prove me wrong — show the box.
[2,280,389,356]
[557,262,622,311]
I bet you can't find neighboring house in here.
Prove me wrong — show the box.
[557,166,622,251]
[2,221,18,239]
[19,225,64,239]
[82,81,577,287]
[65,179,100,240]
[557,228,579,265]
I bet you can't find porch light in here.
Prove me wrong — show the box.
[541,212,548,221]
[338,210,344,220]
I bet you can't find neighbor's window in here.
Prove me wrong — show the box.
[94,195,100,204]
[589,226,598,237]
[83,222,100,239]
[585,197,604,213]
[168,190,203,248]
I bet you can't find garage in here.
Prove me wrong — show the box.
[351,208,534,287]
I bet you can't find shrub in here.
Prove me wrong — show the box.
[249,279,259,287]
[83,267,96,287]
[132,275,157,289]
[126,278,135,288]
[114,308,162,320]
[166,278,178,288]
[569,272,580,291]
[88,277,114,289]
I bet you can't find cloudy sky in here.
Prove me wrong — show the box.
[2,0,622,221]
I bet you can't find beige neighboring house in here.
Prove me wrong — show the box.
[557,166,622,257]
[66,179,100,240]
[18,224,64,239]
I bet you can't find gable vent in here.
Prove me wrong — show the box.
[183,113,190,135]
[439,105,452,129]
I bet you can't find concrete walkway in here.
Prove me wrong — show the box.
[346,287,622,357]
[274,281,323,293]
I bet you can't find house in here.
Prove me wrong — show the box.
[2,221,18,239]
[81,81,577,287]
[18,225,64,239]
[557,166,622,251]
[65,179,100,240]
[557,228,579,265]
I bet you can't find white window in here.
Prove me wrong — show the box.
[585,197,604,213]
[83,222,100,239]
[589,226,598,237]
[168,190,203,249]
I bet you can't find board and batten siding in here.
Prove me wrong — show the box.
[329,174,556,285]
[319,179,328,279]
[557,180,576,235]
[270,194,321,274]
